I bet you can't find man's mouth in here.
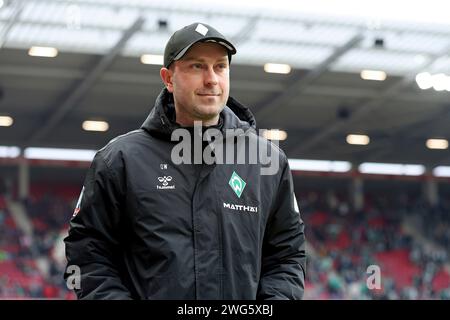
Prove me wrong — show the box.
[197,92,221,96]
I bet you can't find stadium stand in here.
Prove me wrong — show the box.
[0,183,76,299]
[301,190,449,300]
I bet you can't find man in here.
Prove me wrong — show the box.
[64,22,306,299]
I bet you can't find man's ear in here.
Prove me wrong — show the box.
[160,67,174,93]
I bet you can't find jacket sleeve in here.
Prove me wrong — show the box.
[64,152,132,299]
[257,159,306,300]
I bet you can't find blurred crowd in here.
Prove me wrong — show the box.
[0,182,75,299]
[0,178,449,299]
[301,190,450,300]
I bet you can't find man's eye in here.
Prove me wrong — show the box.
[192,63,202,69]
[217,64,227,69]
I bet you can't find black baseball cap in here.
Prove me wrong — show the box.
[163,22,237,68]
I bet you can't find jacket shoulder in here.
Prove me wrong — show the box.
[96,129,146,167]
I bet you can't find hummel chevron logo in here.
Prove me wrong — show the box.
[157,175,175,190]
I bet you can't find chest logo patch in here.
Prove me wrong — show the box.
[228,171,246,198]
[157,175,175,190]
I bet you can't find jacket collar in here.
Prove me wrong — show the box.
[141,88,257,140]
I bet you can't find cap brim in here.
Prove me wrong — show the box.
[173,37,236,62]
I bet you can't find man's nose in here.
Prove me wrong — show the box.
[204,66,218,86]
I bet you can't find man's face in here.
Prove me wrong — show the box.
[161,42,230,126]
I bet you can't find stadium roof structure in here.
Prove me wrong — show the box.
[1,0,450,168]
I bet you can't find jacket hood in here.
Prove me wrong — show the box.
[141,88,257,140]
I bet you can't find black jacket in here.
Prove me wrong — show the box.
[64,88,306,299]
